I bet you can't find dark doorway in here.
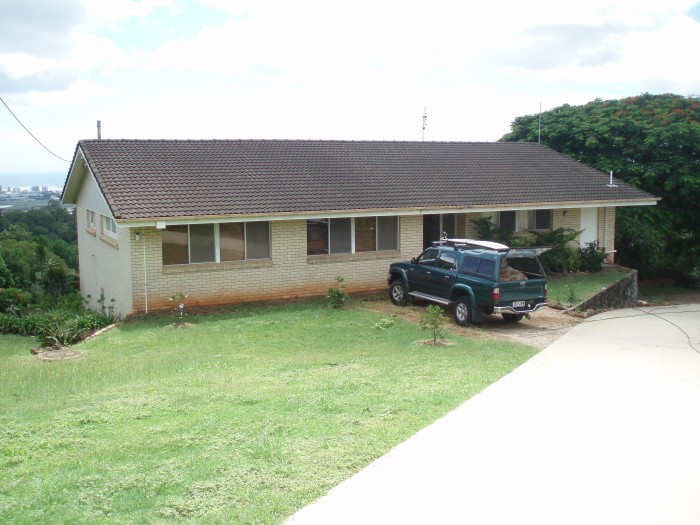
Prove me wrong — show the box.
[423,214,457,248]
[423,215,440,248]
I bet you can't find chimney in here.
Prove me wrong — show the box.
[97,120,102,140]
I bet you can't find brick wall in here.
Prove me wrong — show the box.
[76,206,134,317]
[128,216,424,314]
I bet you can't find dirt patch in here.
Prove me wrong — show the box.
[164,322,197,329]
[359,295,582,350]
[32,346,85,361]
[414,339,455,347]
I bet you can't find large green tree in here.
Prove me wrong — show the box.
[501,93,700,283]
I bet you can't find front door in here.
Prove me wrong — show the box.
[580,208,598,246]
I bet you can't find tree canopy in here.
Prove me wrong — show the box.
[501,93,700,284]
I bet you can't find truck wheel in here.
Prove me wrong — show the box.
[453,297,473,326]
[389,280,409,306]
[502,313,524,323]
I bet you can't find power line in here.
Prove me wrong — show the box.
[0,94,71,163]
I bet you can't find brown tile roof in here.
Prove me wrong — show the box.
[67,139,657,220]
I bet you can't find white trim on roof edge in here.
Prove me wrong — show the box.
[117,198,658,227]
[62,147,117,220]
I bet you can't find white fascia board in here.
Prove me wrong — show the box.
[62,147,116,219]
[118,199,658,228]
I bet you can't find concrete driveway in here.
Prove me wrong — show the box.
[286,304,700,525]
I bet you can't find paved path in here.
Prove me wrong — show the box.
[286,304,700,525]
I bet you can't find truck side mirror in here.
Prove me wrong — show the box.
[411,257,417,264]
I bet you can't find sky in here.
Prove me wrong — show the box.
[1,0,699,176]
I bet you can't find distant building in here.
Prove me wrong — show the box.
[41,186,48,192]
[31,186,40,192]
[12,188,21,194]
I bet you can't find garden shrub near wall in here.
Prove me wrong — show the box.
[0,309,114,347]
[579,241,608,273]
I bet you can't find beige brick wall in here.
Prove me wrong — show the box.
[76,207,134,317]
[128,215,424,314]
[552,208,580,232]
[456,213,488,238]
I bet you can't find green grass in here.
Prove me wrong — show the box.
[547,267,632,305]
[638,285,699,304]
[0,301,537,524]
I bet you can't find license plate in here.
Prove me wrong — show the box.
[512,301,526,308]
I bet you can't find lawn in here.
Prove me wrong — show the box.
[547,267,632,305]
[0,300,537,525]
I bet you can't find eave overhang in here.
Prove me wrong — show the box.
[116,197,660,228]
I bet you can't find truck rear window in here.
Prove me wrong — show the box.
[506,256,544,278]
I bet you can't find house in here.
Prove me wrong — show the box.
[61,139,658,316]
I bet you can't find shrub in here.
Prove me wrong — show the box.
[579,241,608,273]
[527,228,581,274]
[615,217,665,279]
[473,217,499,241]
[0,308,114,346]
[327,276,349,309]
[420,305,447,344]
[0,287,31,315]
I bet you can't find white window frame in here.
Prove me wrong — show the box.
[87,210,96,229]
[163,222,271,266]
[104,216,118,238]
[309,216,399,255]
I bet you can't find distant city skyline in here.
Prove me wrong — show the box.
[0,172,66,190]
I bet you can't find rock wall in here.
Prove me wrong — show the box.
[577,269,638,312]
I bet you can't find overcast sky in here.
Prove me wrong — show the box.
[1,0,699,174]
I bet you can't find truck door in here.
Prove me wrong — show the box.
[408,248,439,294]
[428,250,457,297]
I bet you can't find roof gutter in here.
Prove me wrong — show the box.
[115,198,660,227]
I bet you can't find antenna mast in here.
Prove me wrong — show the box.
[421,108,427,141]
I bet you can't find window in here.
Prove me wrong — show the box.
[437,251,456,270]
[417,248,439,266]
[534,209,552,230]
[306,216,399,255]
[104,216,117,238]
[162,222,270,265]
[461,255,480,274]
[189,224,215,263]
[499,211,516,233]
[476,259,496,279]
[87,210,96,229]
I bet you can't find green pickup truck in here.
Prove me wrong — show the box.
[387,239,548,325]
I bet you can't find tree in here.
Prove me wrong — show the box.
[501,93,700,283]
[420,305,448,344]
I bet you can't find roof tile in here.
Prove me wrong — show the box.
[68,139,656,220]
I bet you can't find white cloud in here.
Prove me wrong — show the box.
[1,0,699,173]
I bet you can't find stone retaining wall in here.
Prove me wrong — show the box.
[576,268,638,312]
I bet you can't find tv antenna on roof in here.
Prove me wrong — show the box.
[421,108,428,141]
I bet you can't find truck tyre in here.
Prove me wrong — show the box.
[453,297,473,326]
[389,280,409,306]
[502,313,524,323]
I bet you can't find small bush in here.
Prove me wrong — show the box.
[0,308,113,346]
[528,228,581,274]
[420,305,447,344]
[473,217,499,241]
[327,276,349,309]
[373,318,395,330]
[579,241,608,272]
[0,287,31,315]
